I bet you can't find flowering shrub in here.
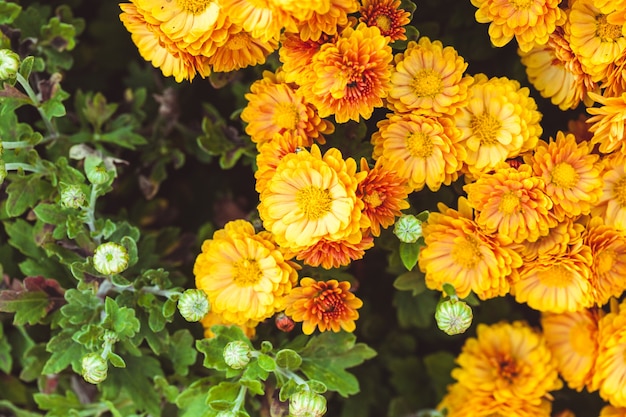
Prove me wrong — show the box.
[1,0,626,416]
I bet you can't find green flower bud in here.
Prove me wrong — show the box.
[435,299,473,335]
[289,391,327,417]
[178,289,211,322]
[93,242,129,275]
[85,155,110,185]
[60,184,86,209]
[223,341,251,369]
[394,214,422,243]
[81,353,108,384]
[0,49,20,81]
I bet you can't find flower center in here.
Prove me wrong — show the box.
[375,14,393,32]
[570,321,596,356]
[314,290,346,321]
[226,33,250,50]
[595,249,616,275]
[614,177,626,207]
[273,103,300,130]
[233,258,262,286]
[471,113,502,145]
[406,131,433,158]
[537,265,573,287]
[296,185,332,220]
[551,162,578,189]
[451,235,483,268]
[494,354,519,383]
[596,14,623,41]
[499,192,521,214]
[510,0,532,8]
[363,190,383,208]
[411,69,443,98]
[176,0,212,14]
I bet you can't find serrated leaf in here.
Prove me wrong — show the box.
[393,271,426,295]
[257,353,276,372]
[196,325,251,372]
[33,203,69,225]
[0,323,12,373]
[43,330,88,374]
[168,329,197,376]
[98,126,147,150]
[33,391,82,417]
[278,378,299,402]
[275,349,302,371]
[5,174,53,217]
[0,2,21,24]
[60,288,101,325]
[399,241,421,271]
[103,297,140,338]
[0,285,53,326]
[240,378,264,395]
[242,359,269,382]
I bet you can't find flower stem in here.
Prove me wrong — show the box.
[5,162,45,174]
[15,72,58,139]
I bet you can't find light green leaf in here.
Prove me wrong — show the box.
[5,174,53,217]
[399,241,421,271]
[196,325,251,372]
[393,271,426,296]
[0,291,49,325]
[33,203,69,225]
[257,353,276,372]
[34,391,82,417]
[0,399,42,417]
[103,296,140,338]
[275,349,302,371]
[168,329,197,376]
[0,2,21,24]
[43,330,87,374]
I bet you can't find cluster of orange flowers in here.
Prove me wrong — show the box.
[120,0,626,414]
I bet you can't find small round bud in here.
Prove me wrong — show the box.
[394,214,422,243]
[223,341,251,369]
[275,313,295,332]
[435,299,473,336]
[178,289,211,322]
[60,185,86,209]
[289,391,327,417]
[0,49,20,81]
[85,156,110,185]
[93,242,129,275]
[81,353,108,384]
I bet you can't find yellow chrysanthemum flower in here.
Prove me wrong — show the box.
[591,300,626,407]
[258,145,366,250]
[525,131,603,221]
[297,23,392,123]
[220,0,293,42]
[587,91,626,154]
[584,217,626,306]
[519,27,598,110]
[605,53,626,97]
[601,405,626,417]
[199,311,256,339]
[285,278,363,334]
[207,24,279,72]
[387,37,473,116]
[290,0,359,41]
[119,3,212,82]
[568,0,626,82]
[241,70,334,147]
[371,113,466,192]
[594,152,626,231]
[513,240,594,313]
[359,0,411,42]
[455,74,542,176]
[511,217,584,263]
[452,321,562,404]
[255,132,309,194]
[470,0,565,52]
[193,220,299,327]
[541,309,602,391]
[465,164,557,244]
[418,198,522,300]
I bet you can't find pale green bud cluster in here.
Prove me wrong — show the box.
[0,49,20,81]
[289,390,327,417]
[81,352,108,384]
[60,184,87,209]
[394,214,423,243]
[435,299,473,335]
[178,289,211,322]
[93,242,129,275]
[223,341,252,369]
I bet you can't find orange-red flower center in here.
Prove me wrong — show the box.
[493,354,520,382]
[314,289,347,320]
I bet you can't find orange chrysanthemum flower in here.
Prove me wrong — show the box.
[513,240,594,313]
[285,278,363,334]
[356,158,410,236]
[293,233,374,269]
[587,91,626,155]
[359,0,411,42]
[519,26,598,110]
[541,309,602,391]
[584,217,626,306]
[119,3,212,82]
[605,53,626,97]
[594,152,626,231]
[219,0,293,42]
[387,37,473,116]
[525,131,603,221]
[465,164,557,244]
[193,220,299,327]
[371,113,465,192]
[207,24,278,72]
[568,0,626,82]
[290,0,359,42]
[255,132,308,194]
[258,145,366,250]
[470,0,565,52]
[591,300,626,407]
[512,217,584,262]
[241,70,334,146]
[297,23,392,123]
[455,74,542,176]
[601,405,626,417]
[418,198,522,300]
[279,32,335,84]
[452,321,562,404]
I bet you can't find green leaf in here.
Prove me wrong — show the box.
[257,353,276,372]
[299,332,377,397]
[207,382,240,411]
[60,288,101,325]
[34,391,83,417]
[0,290,50,325]
[103,297,140,338]
[240,378,264,395]
[4,219,44,258]
[393,270,426,296]
[196,325,251,372]
[0,2,21,24]
[168,329,197,376]
[278,378,299,402]
[20,343,47,382]
[393,290,439,329]
[275,349,302,371]
[5,174,53,217]
[39,86,69,121]
[43,329,88,374]
[40,17,77,51]
[19,56,35,81]
[33,203,69,225]
[107,352,126,368]
[97,126,148,150]
[120,235,138,268]
[423,352,456,403]
[83,92,118,132]
[0,399,42,417]
[399,241,421,271]
[0,323,12,373]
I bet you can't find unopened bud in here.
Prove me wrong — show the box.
[60,185,86,209]
[0,49,19,80]
[178,289,210,322]
[81,353,108,384]
[275,313,295,332]
[435,299,473,335]
[85,156,110,185]
[223,341,251,369]
[289,391,327,417]
[93,242,129,275]
[394,214,422,243]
